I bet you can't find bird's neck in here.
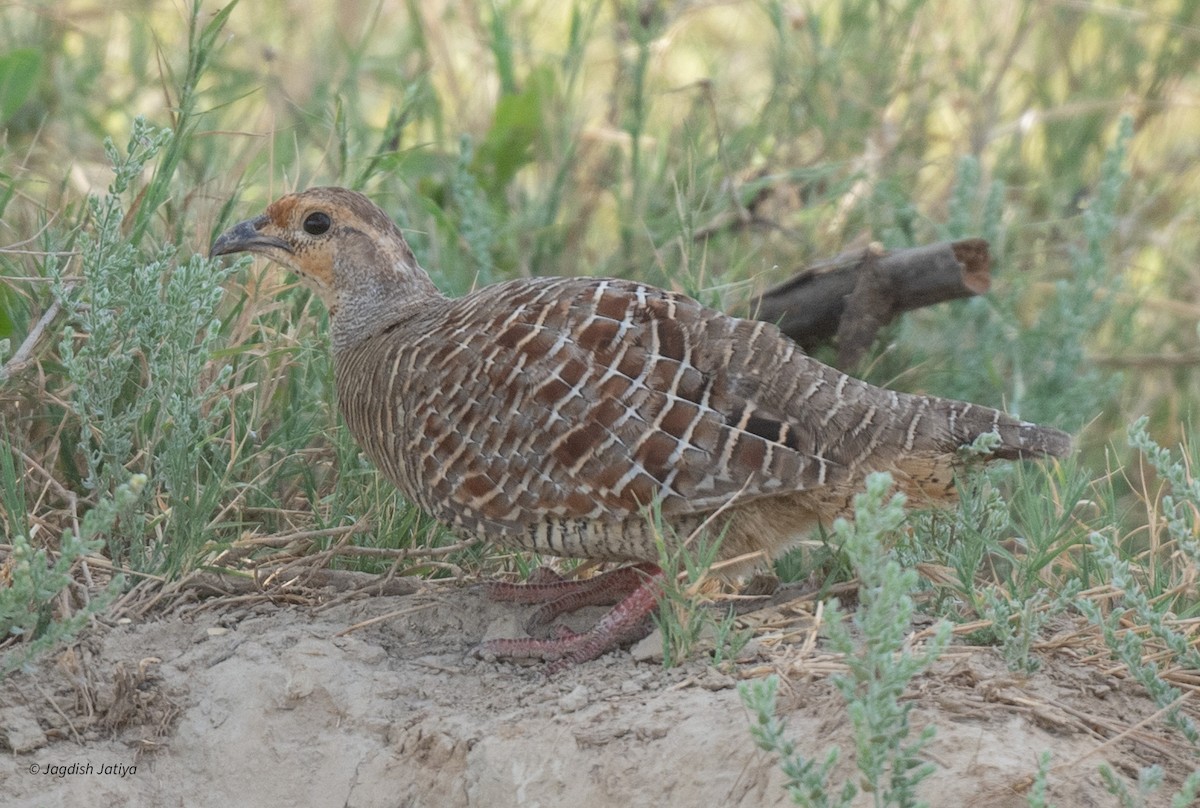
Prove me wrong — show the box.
[330,242,442,353]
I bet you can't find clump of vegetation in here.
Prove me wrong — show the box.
[0,439,135,674]
[741,473,950,808]
[649,503,750,668]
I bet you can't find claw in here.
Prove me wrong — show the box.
[473,567,663,673]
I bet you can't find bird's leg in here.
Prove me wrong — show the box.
[474,565,664,674]
[484,562,660,628]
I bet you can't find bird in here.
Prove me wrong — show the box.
[211,186,1071,672]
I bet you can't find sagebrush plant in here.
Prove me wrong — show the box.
[907,458,1093,673]
[1081,532,1200,749]
[1026,751,1055,808]
[975,581,1080,674]
[1168,771,1200,808]
[0,437,134,674]
[1099,764,1165,808]
[1065,421,1200,805]
[1127,416,1200,577]
[741,674,857,808]
[885,115,1132,434]
[1075,423,1200,750]
[57,118,238,571]
[741,473,951,808]
[824,473,952,808]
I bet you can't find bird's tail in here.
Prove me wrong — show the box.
[932,397,1072,461]
[879,396,1071,506]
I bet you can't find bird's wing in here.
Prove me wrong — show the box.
[388,277,844,534]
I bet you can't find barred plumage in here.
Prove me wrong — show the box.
[212,186,1071,669]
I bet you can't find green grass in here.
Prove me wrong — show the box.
[2,0,1200,801]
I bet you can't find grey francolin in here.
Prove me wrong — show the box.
[211,187,1071,672]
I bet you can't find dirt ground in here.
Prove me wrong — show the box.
[1,581,1194,807]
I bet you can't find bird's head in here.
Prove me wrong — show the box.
[210,186,437,319]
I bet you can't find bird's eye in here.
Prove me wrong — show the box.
[303,211,331,235]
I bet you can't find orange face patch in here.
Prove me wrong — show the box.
[266,195,300,226]
[265,196,336,289]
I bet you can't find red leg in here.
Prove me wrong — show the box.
[484,562,659,627]
[474,565,664,674]
[526,566,568,585]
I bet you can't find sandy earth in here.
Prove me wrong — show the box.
[1,582,1193,807]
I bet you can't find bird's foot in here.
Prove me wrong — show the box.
[473,569,663,674]
[484,562,660,628]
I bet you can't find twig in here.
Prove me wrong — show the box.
[321,538,476,559]
[0,249,80,257]
[35,682,83,745]
[1052,692,1195,772]
[232,522,372,547]
[12,445,76,503]
[0,284,75,383]
[332,600,441,637]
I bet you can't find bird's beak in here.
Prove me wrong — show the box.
[210,214,293,258]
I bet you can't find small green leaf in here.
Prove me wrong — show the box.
[472,66,555,198]
[0,286,17,344]
[0,48,43,123]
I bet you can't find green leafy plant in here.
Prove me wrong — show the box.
[1,440,135,676]
[56,118,238,571]
[1099,764,1164,808]
[909,457,1094,672]
[976,582,1079,674]
[1080,532,1200,748]
[650,503,747,668]
[741,674,856,808]
[825,473,952,807]
[1026,751,1055,808]
[741,473,952,808]
[0,47,42,124]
